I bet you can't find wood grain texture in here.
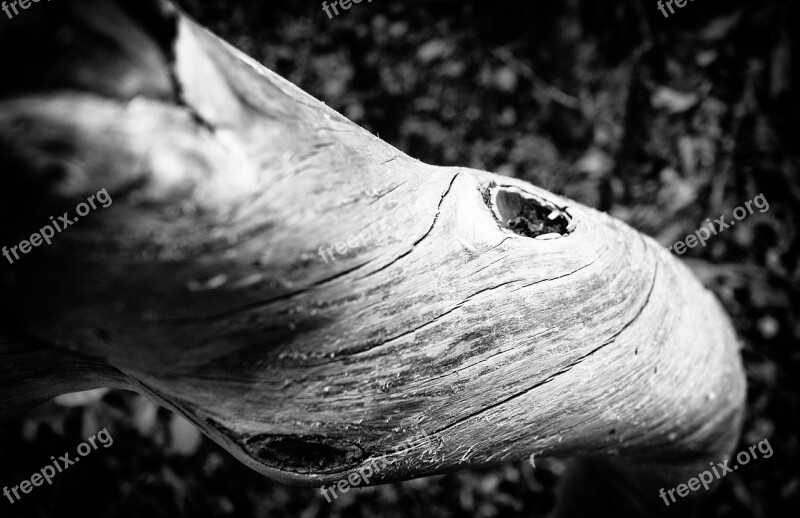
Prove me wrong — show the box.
[0,0,745,513]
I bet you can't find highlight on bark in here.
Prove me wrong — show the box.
[0,1,746,515]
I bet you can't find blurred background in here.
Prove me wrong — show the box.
[0,0,798,516]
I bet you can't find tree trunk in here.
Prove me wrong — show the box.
[0,1,745,515]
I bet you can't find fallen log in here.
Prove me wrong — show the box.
[0,1,746,515]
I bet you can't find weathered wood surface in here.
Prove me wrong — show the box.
[0,0,745,513]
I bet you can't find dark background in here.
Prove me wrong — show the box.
[1,0,798,516]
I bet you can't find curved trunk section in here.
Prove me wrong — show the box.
[0,1,745,515]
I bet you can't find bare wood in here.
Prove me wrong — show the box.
[0,0,745,514]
